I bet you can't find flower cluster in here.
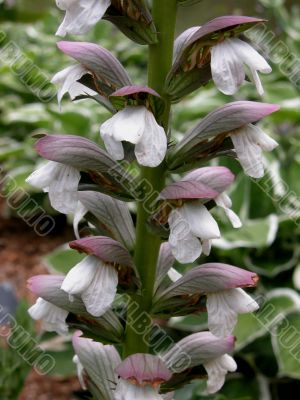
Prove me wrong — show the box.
[26,2,279,399]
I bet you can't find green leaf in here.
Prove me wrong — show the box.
[272,311,300,379]
[234,289,300,350]
[43,245,85,275]
[215,214,278,250]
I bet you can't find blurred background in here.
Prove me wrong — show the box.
[0,0,300,399]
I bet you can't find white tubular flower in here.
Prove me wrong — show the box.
[215,193,242,228]
[115,354,172,400]
[206,288,259,337]
[56,0,111,36]
[28,297,68,335]
[61,255,118,317]
[211,37,272,95]
[100,105,167,167]
[168,201,220,263]
[230,123,279,178]
[51,64,96,107]
[26,161,80,214]
[203,354,237,394]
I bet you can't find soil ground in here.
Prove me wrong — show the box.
[0,198,80,399]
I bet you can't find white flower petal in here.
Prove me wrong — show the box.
[61,255,100,295]
[51,64,89,106]
[204,354,237,394]
[168,208,202,263]
[48,165,80,214]
[168,267,182,283]
[100,128,125,161]
[26,161,59,190]
[202,239,212,256]
[182,201,220,240]
[231,126,264,178]
[28,297,68,335]
[73,201,87,239]
[211,40,245,95]
[207,288,259,337]
[134,110,167,167]
[246,123,279,152]
[211,37,271,95]
[232,38,272,73]
[56,0,111,36]
[215,193,242,229]
[100,106,167,167]
[82,262,118,317]
[115,380,162,400]
[73,355,87,390]
[101,106,146,145]
[231,124,278,178]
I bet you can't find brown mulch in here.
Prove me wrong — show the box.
[0,199,81,399]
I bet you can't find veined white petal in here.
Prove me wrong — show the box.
[182,201,220,240]
[73,201,87,239]
[203,354,237,394]
[28,297,68,335]
[215,193,242,229]
[48,165,80,214]
[168,267,182,283]
[168,208,202,263]
[246,123,279,152]
[56,0,111,36]
[202,239,212,256]
[100,106,167,167]
[101,106,146,145]
[61,255,100,295]
[206,288,259,337]
[231,124,278,178]
[134,110,167,167]
[211,40,245,95]
[100,128,125,161]
[211,37,271,95]
[73,355,87,390]
[251,68,264,96]
[115,379,163,400]
[51,64,89,106]
[232,38,272,73]
[231,126,264,178]
[82,262,118,317]
[26,161,60,190]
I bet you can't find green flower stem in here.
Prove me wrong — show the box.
[123,0,178,357]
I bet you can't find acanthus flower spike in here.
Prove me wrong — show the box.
[27,274,124,342]
[28,297,68,336]
[168,101,280,174]
[72,331,121,399]
[163,332,236,394]
[57,41,132,97]
[100,85,167,167]
[62,236,137,317]
[159,166,239,263]
[51,64,97,107]
[33,134,135,201]
[211,37,271,95]
[153,262,259,336]
[26,160,80,214]
[167,16,265,101]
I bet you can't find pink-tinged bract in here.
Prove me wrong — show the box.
[116,353,172,386]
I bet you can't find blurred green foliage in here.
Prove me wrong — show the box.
[1,0,300,399]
